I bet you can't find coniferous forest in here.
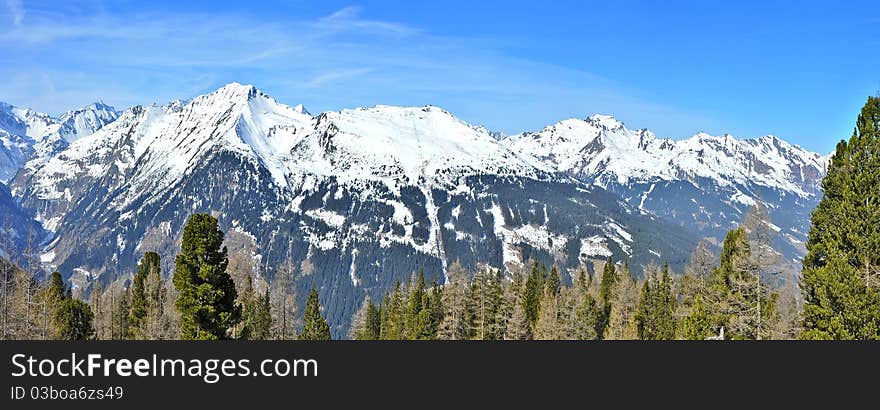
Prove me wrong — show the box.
[0,96,878,341]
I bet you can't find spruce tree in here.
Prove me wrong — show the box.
[130,252,160,338]
[597,256,618,338]
[546,266,561,297]
[351,297,381,340]
[801,96,880,340]
[299,287,331,340]
[54,298,95,340]
[679,295,712,340]
[173,213,241,340]
[522,262,543,328]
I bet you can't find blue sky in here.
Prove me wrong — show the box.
[1,0,878,153]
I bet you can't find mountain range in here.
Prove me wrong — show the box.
[0,83,829,335]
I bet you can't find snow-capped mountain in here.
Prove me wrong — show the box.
[9,83,695,336]
[0,181,46,261]
[502,114,830,271]
[0,101,119,182]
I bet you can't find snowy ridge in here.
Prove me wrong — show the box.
[0,100,119,182]
[286,105,553,191]
[502,114,829,199]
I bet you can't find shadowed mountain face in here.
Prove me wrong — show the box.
[2,84,827,336]
[503,115,829,275]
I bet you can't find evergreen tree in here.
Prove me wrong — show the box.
[54,298,95,340]
[635,264,676,340]
[130,252,160,338]
[381,282,405,340]
[801,96,880,340]
[45,271,66,338]
[173,213,241,340]
[299,287,331,340]
[405,271,427,339]
[597,256,618,338]
[522,262,543,328]
[351,297,381,340]
[546,266,561,297]
[238,276,271,340]
[679,295,712,340]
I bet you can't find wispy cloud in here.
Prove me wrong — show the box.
[0,4,712,139]
[5,0,24,26]
[300,68,376,89]
[314,6,416,37]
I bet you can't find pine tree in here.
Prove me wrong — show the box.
[299,287,331,340]
[238,275,269,340]
[801,96,880,340]
[173,213,241,340]
[597,256,618,338]
[130,252,160,339]
[381,282,405,339]
[522,262,543,328]
[351,297,381,340]
[679,295,712,340]
[405,271,427,339]
[635,264,676,340]
[546,266,561,297]
[54,298,95,340]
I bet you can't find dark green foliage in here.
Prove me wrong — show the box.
[130,252,160,337]
[546,266,561,297]
[47,272,65,303]
[597,256,618,338]
[173,213,241,340]
[573,292,601,340]
[299,287,331,340]
[354,300,381,340]
[522,262,543,327]
[54,298,95,340]
[635,263,676,340]
[239,277,272,340]
[801,96,880,340]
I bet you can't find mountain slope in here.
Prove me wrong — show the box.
[502,114,829,272]
[0,101,119,182]
[13,84,695,336]
[0,181,46,262]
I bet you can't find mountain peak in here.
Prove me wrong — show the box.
[586,114,624,130]
[205,82,260,102]
[293,104,310,116]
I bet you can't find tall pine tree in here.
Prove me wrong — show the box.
[173,213,241,340]
[802,96,880,340]
[299,287,331,340]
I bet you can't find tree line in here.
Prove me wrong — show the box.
[0,213,332,340]
[350,205,799,340]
